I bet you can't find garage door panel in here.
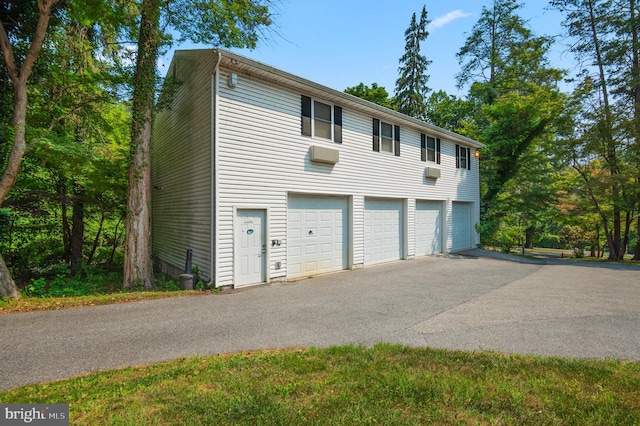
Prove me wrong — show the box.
[288,196,348,278]
[364,199,403,265]
[416,200,443,256]
[452,202,472,251]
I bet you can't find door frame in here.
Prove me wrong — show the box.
[233,207,268,287]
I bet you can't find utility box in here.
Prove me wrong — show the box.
[425,167,441,179]
[310,145,339,164]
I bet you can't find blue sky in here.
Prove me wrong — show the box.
[160,0,568,97]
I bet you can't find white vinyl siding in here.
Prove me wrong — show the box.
[152,50,481,287]
[152,52,214,279]
[214,66,480,285]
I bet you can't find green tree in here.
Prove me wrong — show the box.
[0,0,60,298]
[394,5,431,119]
[344,83,392,109]
[456,0,566,244]
[551,0,638,260]
[123,0,273,289]
[424,90,473,132]
[485,140,562,252]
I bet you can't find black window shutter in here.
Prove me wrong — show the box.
[394,125,400,156]
[455,144,460,168]
[436,138,441,164]
[372,118,380,152]
[334,105,342,143]
[301,95,311,136]
[467,148,471,170]
[421,134,426,162]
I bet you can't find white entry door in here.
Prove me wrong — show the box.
[236,209,266,286]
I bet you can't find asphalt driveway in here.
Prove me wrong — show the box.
[1,250,639,391]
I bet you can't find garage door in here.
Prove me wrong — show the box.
[364,198,403,265]
[452,202,472,251]
[416,200,442,256]
[288,196,348,278]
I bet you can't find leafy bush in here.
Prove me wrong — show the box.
[23,264,122,297]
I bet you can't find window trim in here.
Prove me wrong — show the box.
[301,95,342,143]
[456,144,471,170]
[372,118,400,156]
[421,134,441,164]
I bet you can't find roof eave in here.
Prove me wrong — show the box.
[179,48,483,149]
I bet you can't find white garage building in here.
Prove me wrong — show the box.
[152,49,482,288]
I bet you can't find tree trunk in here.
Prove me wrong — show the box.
[87,208,105,265]
[633,216,640,260]
[632,0,640,261]
[0,252,19,299]
[123,0,160,289]
[590,224,598,257]
[58,179,71,262]
[609,198,623,260]
[70,188,84,275]
[110,215,124,270]
[0,0,59,298]
[525,226,534,249]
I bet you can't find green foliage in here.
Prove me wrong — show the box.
[191,264,207,290]
[455,0,568,246]
[24,265,122,297]
[424,90,473,131]
[394,6,431,119]
[164,0,272,49]
[344,83,392,109]
[550,0,640,260]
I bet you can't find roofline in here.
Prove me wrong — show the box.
[172,48,483,149]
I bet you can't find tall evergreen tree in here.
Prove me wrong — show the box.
[394,6,431,119]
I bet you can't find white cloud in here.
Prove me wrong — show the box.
[428,10,472,31]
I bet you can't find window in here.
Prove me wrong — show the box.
[372,118,400,156]
[301,95,342,143]
[381,122,393,153]
[421,134,441,164]
[456,144,471,170]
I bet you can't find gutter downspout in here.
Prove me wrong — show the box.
[210,50,222,288]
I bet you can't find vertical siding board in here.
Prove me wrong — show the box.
[352,195,365,266]
[407,198,416,259]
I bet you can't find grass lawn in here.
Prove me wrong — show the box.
[1,344,638,425]
[0,290,210,314]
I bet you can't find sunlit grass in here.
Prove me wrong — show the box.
[0,290,209,314]
[1,344,638,425]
